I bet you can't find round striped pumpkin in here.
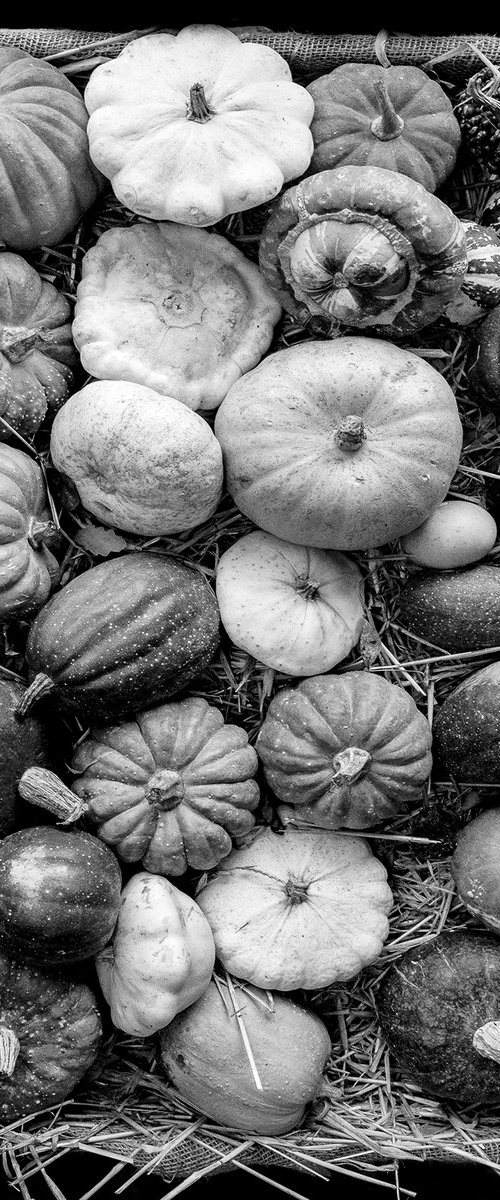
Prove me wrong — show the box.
[442,220,500,326]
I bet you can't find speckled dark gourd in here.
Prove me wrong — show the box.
[432,661,500,783]
[469,305,500,406]
[0,677,55,838]
[397,564,500,653]
[451,809,500,932]
[378,930,500,1106]
[18,551,220,722]
[0,950,102,1121]
[441,221,500,327]
[0,826,122,964]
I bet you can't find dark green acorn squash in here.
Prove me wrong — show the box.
[397,563,500,652]
[433,661,500,782]
[469,304,500,407]
[17,551,220,722]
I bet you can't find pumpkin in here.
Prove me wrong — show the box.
[432,661,500,783]
[469,304,500,407]
[215,531,364,675]
[159,976,331,1135]
[400,500,497,569]
[95,872,215,1036]
[378,930,500,1105]
[0,47,104,250]
[441,221,500,326]
[84,24,314,227]
[256,671,432,829]
[0,443,61,618]
[0,949,102,1121]
[19,697,260,876]
[214,336,463,551]
[72,222,282,411]
[0,825,122,964]
[258,164,467,336]
[0,252,76,440]
[49,380,224,537]
[16,551,220,723]
[0,676,56,839]
[306,63,461,192]
[397,563,500,653]
[195,825,393,991]
[451,810,500,933]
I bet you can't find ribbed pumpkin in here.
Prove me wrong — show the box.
[0,252,76,440]
[0,47,104,250]
[0,444,60,619]
[0,677,56,839]
[441,221,500,326]
[16,552,220,723]
[306,63,461,192]
[256,672,432,829]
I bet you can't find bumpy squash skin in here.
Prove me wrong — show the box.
[397,564,500,653]
[0,950,102,1121]
[0,677,56,838]
[0,826,122,964]
[21,551,220,722]
[159,977,331,1135]
[433,661,500,783]
[378,930,500,1106]
[451,810,500,933]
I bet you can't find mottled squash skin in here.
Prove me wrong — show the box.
[378,930,500,1106]
[397,564,500,653]
[433,661,500,782]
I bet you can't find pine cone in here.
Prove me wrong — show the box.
[456,67,500,170]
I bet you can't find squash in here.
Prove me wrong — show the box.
[195,825,393,991]
[451,809,500,933]
[0,252,76,440]
[72,222,282,411]
[256,671,432,829]
[0,676,56,839]
[432,661,500,783]
[397,563,500,653]
[95,872,215,1036]
[0,949,102,1121]
[84,24,314,227]
[258,164,467,336]
[159,976,331,1135]
[481,190,500,239]
[214,336,463,551]
[16,551,220,723]
[441,221,500,326]
[19,697,260,876]
[49,380,224,536]
[306,63,461,192]
[469,304,500,407]
[400,500,497,569]
[0,47,104,250]
[0,443,61,618]
[378,930,500,1105]
[215,530,364,675]
[0,825,122,964]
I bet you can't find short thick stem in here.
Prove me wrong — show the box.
[334,415,366,452]
[15,673,55,719]
[473,1020,500,1063]
[145,769,185,811]
[0,327,43,363]
[18,766,87,823]
[284,878,309,904]
[331,747,372,785]
[0,1026,20,1076]
[27,518,58,549]
[187,83,214,123]
[294,574,320,600]
[370,78,405,141]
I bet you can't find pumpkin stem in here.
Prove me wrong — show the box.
[331,747,372,785]
[15,672,56,719]
[0,327,44,363]
[145,768,186,811]
[370,77,405,141]
[295,574,320,600]
[473,1020,500,1063]
[334,415,367,452]
[187,83,214,123]
[18,766,87,824]
[0,1025,20,1076]
[27,518,58,550]
[284,878,309,904]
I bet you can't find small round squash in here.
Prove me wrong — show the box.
[451,809,500,933]
[432,661,500,783]
[400,501,497,569]
[397,563,500,652]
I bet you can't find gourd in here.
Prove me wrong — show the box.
[16,551,220,723]
[195,825,393,991]
[159,976,332,1135]
[258,164,467,336]
[0,950,102,1121]
[256,671,432,829]
[451,809,500,933]
[0,443,60,618]
[72,222,282,411]
[441,221,500,326]
[84,24,314,227]
[400,501,497,569]
[397,563,500,652]
[18,697,260,877]
[306,63,461,192]
[0,252,76,440]
[49,380,224,536]
[0,676,56,839]
[469,304,500,407]
[215,530,364,675]
[432,661,500,783]
[378,930,500,1105]
[0,826,122,964]
[0,47,104,250]
[95,872,216,1036]
[214,336,463,551]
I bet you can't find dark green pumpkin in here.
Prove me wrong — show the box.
[469,305,500,407]
[433,661,500,782]
[0,676,56,838]
[17,551,220,722]
[397,564,500,653]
